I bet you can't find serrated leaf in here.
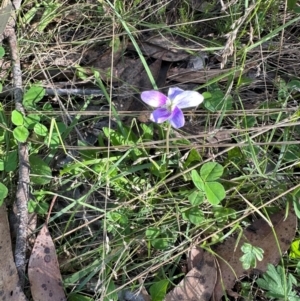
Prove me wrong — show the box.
[29,155,52,184]
[150,279,169,301]
[11,110,24,126]
[240,243,264,270]
[213,209,297,301]
[204,182,225,205]
[200,162,223,181]
[191,170,204,191]
[13,126,29,142]
[256,264,297,300]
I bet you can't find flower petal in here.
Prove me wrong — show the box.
[141,90,168,107]
[169,107,185,128]
[168,87,184,101]
[172,91,204,109]
[151,108,172,123]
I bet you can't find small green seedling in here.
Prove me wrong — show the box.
[256,264,298,301]
[191,162,226,205]
[239,242,264,270]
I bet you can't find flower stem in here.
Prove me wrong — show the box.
[166,123,171,154]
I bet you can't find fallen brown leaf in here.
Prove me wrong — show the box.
[165,247,216,301]
[212,208,297,301]
[127,41,189,62]
[28,224,67,301]
[0,204,27,301]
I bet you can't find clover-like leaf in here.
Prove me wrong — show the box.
[191,170,204,191]
[200,162,224,181]
[188,190,204,206]
[204,182,226,205]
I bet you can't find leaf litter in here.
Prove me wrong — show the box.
[164,208,297,301]
[28,196,67,301]
[212,208,297,301]
[165,247,216,301]
[0,204,27,301]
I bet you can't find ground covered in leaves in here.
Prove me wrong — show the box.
[0,0,300,300]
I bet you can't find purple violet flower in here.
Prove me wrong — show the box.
[141,87,204,129]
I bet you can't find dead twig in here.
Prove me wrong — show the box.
[3,0,29,288]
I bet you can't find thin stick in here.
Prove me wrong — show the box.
[8,30,29,288]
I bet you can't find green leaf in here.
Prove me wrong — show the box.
[256,264,298,300]
[200,162,223,181]
[29,155,52,184]
[23,85,45,109]
[191,170,204,191]
[149,280,169,301]
[24,114,40,128]
[240,243,264,270]
[11,110,24,126]
[34,123,48,136]
[0,47,5,58]
[186,208,205,225]
[204,182,226,205]
[13,126,29,142]
[287,0,297,10]
[0,83,2,93]
[188,190,204,206]
[184,148,202,168]
[68,294,93,301]
[290,239,300,259]
[28,200,49,214]
[0,182,8,203]
[4,150,18,172]
[141,123,153,140]
[146,227,176,250]
[213,207,236,222]
[103,280,118,301]
[146,227,160,240]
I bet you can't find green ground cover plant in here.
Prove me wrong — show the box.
[1,0,300,300]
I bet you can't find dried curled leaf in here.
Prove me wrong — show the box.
[28,224,67,301]
[0,204,27,301]
[165,247,216,301]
